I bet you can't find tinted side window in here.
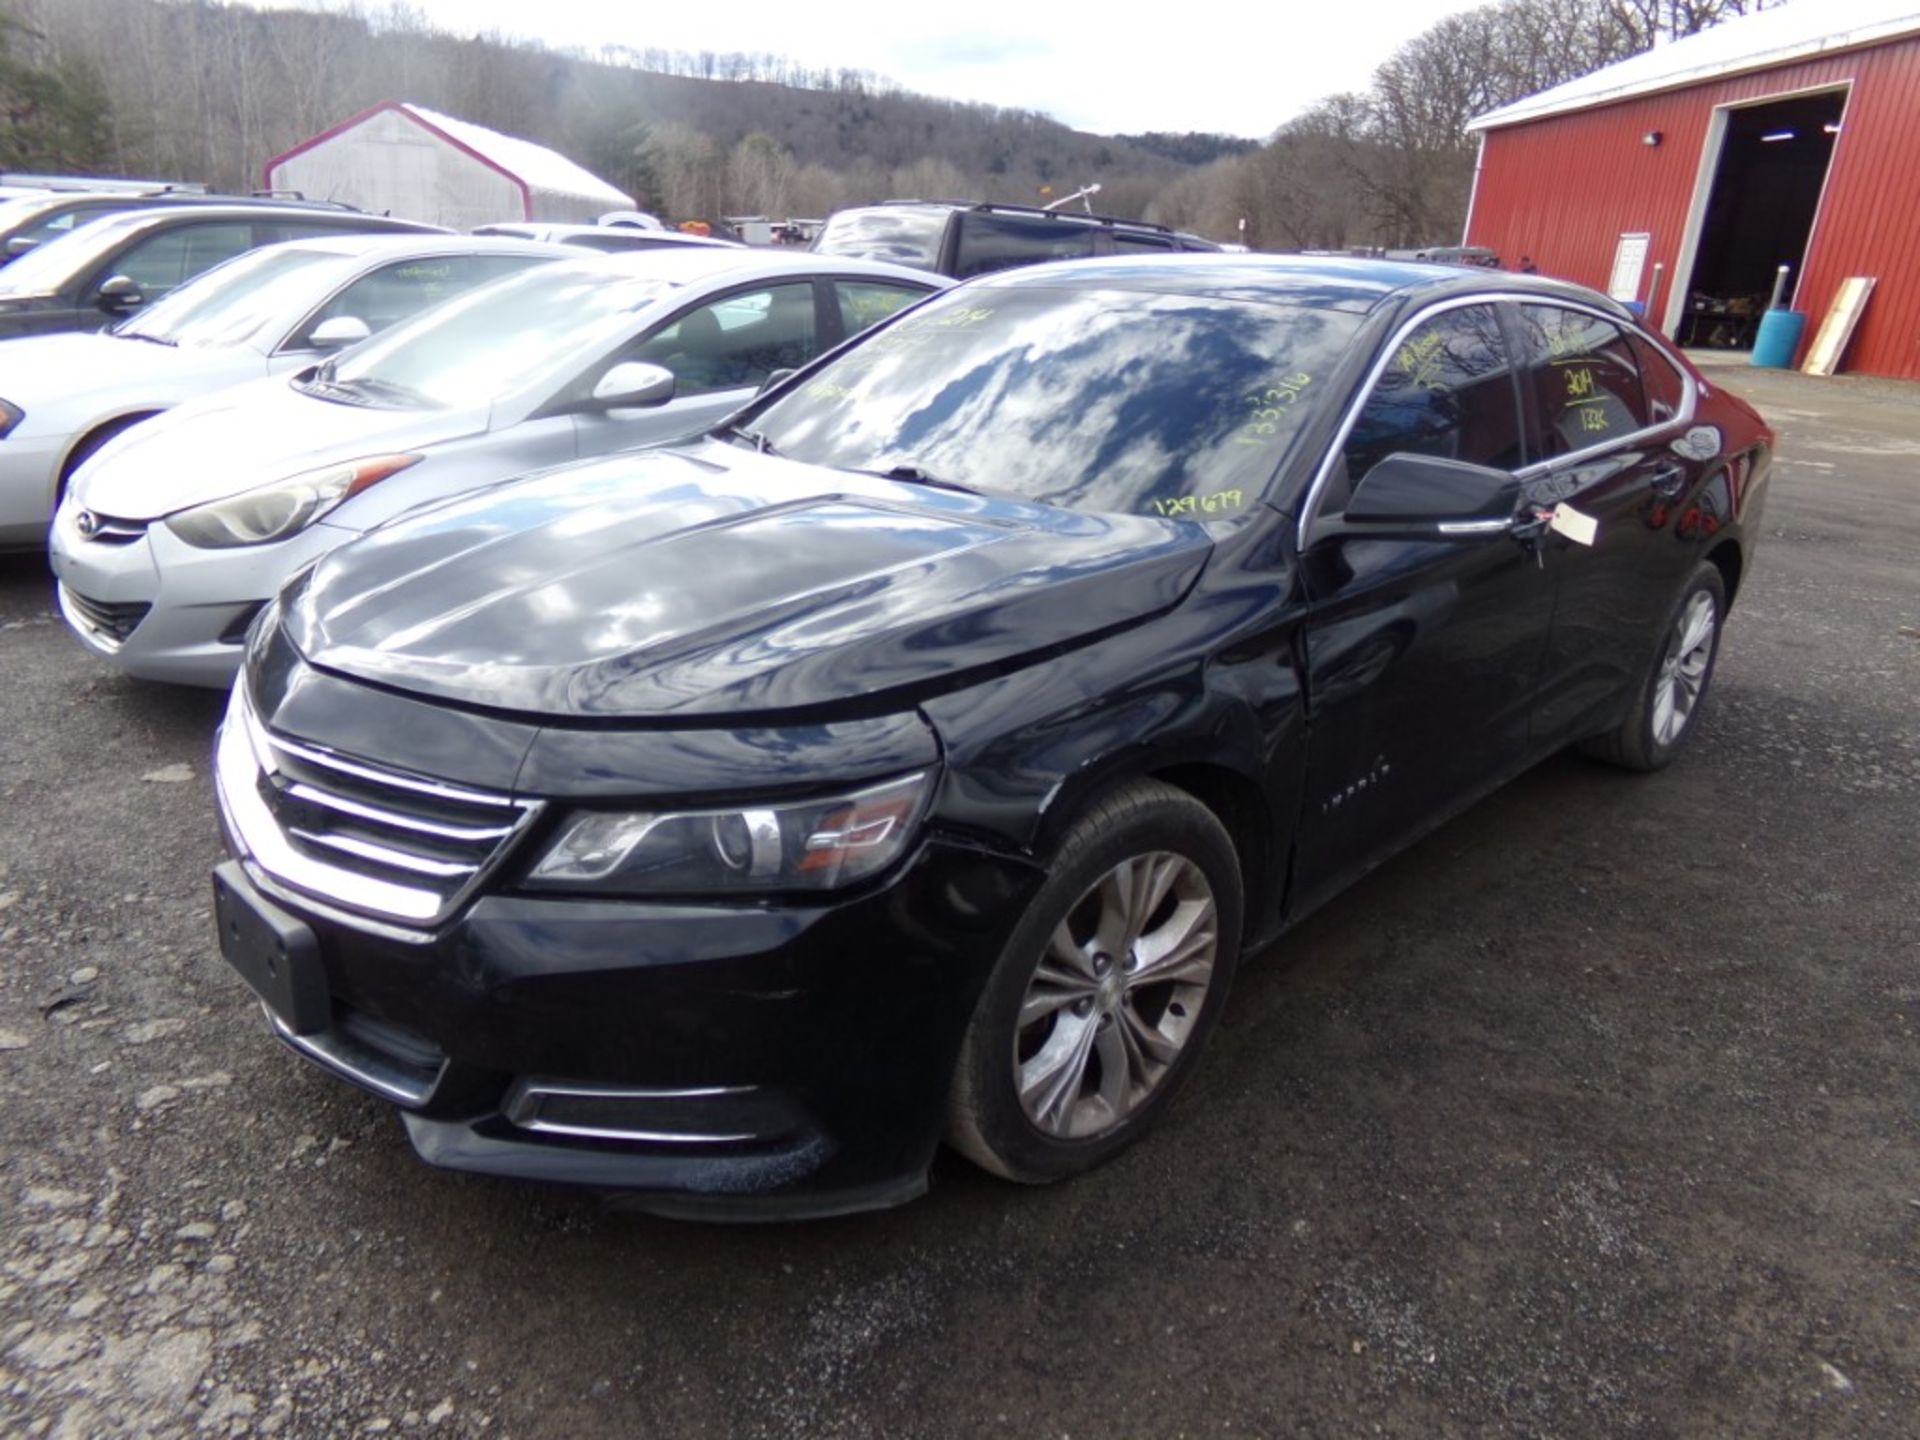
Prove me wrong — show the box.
[952,214,1098,278]
[1111,232,1175,253]
[631,282,818,396]
[113,223,253,300]
[1628,332,1688,424]
[834,281,928,339]
[1514,305,1648,456]
[1341,304,1523,491]
[291,254,541,348]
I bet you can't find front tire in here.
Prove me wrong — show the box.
[946,779,1243,1184]
[1583,562,1727,772]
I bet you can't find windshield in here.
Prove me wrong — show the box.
[312,264,668,409]
[0,211,154,295]
[115,246,341,349]
[750,283,1362,519]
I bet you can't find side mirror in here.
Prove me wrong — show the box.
[1326,453,1522,541]
[5,237,38,259]
[589,360,675,410]
[308,315,372,351]
[757,368,796,395]
[94,274,145,312]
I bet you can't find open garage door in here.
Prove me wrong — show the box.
[1670,88,1846,349]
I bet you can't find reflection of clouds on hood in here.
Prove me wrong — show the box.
[769,290,1355,517]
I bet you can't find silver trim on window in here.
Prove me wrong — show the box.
[1296,292,1698,549]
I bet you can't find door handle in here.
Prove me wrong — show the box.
[1650,465,1688,499]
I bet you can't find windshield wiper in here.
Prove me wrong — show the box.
[117,331,176,347]
[854,463,987,498]
[335,375,435,407]
[721,423,778,455]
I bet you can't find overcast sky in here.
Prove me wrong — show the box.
[296,0,1495,138]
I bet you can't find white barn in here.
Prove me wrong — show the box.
[263,101,634,230]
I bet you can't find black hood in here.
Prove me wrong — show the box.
[283,441,1213,720]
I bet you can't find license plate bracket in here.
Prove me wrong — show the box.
[212,861,328,1035]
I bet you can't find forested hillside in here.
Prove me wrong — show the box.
[2,0,1222,224]
[4,0,1778,247]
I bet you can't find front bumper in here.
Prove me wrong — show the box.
[214,820,1042,1219]
[48,499,351,685]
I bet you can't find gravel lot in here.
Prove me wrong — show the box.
[2,357,1915,1439]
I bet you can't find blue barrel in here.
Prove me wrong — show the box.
[1751,308,1806,368]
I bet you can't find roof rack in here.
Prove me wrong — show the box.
[874,197,1179,235]
[0,172,208,195]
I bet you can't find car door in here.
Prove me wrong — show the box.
[572,278,825,459]
[1505,302,1704,749]
[1290,301,1554,910]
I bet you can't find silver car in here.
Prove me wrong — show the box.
[50,247,945,686]
[0,234,570,550]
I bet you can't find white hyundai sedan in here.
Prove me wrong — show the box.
[0,233,569,550]
[50,247,945,685]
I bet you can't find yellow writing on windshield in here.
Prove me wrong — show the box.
[1237,372,1313,444]
[1152,489,1246,518]
[924,307,995,328]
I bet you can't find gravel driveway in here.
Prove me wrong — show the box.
[2,357,1915,1438]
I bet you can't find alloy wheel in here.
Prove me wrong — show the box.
[1011,851,1218,1140]
[1653,589,1717,747]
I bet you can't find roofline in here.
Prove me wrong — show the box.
[263,100,535,219]
[1467,15,1920,132]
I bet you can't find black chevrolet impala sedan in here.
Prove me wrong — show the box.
[209,256,1773,1218]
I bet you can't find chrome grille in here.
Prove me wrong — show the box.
[59,584,150,645]
[76,512,149,545]
[215,683,540,927]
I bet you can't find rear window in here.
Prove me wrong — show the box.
[952,213,1098,278]
[813,209,949,271]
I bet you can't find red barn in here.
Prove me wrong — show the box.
[1464,0,1920,378]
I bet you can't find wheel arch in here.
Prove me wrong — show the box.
[1704,536,1743,607]
[58,411,161,491]
[1025,744,1282,942]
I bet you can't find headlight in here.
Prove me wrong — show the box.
[526,771,934,896]
[0,399,22,438]
[163,454,420,549]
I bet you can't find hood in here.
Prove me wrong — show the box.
[0,332,250,425]
[283,442,1212,720]
[75,374,485,521]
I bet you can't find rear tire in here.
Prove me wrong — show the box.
[1582,562,1726,772]
[946,779,1243,1184]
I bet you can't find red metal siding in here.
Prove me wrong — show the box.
[1466,35,1920,379]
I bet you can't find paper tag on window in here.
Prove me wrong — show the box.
[1549,503,1599,546]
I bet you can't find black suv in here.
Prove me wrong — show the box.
[812,200,1219,279]
[0,204,443,339]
